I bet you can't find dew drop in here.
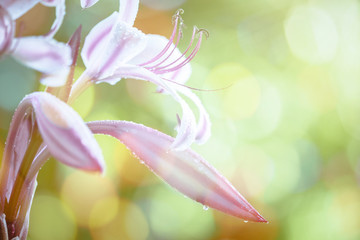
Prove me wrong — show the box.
[244,220,248,223]
[203,205,209,211]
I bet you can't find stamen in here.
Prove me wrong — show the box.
[161,77,233,92]
[139,9,184,67]
[145,20,184,70]
[156,29,205,74]
[149,26,197,72]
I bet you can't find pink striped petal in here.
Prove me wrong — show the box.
[81,12,146,79]
[11,36,71,84]
[88,120,267,222]
[119,0,139,26]
[30,92,105,172]
[81,12,118,70]
[80,0,99,8]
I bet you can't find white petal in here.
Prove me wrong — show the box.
[0,6,14,56]
[31,92,105,172]
[95,21,147,78]
[43,0,66,38]
[119,0,139,26]
[0,0,40,19]
[11,36,71,75]
[40,66,70,87]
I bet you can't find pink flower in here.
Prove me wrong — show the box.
[0,0,70,86]
[0,92,104,239]
[72,0,211,151]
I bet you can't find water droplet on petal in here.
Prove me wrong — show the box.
[244,220,248,223]
[203,205,209,211]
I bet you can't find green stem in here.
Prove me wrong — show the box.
[4,123,43,224]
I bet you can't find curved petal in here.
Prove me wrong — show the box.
[82,12,147,79]
[30,92,105,172]
[81,12,118,70]
[42,0,66,38]
[88,120,267,222]
[119,0,139,26]
[96,21,147,78]
[0,0,40,19]
[41,0,60,7]
[11,36,71,79]
[40,66,70,87]
[0,6,14,56]
[176,87,211,144]
[101,64,197,150]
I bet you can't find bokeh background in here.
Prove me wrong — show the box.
[1,0,360,239]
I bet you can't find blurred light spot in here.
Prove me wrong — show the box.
[94,135,122,180]
[61,171,117,226]
[90,196,120,228]
[333,0,360,70]
[262,140,301,202]
[114,142,159,186]
[331,183,360,238]
[284,5,338,64]
[223,77,261,119]
[91,198,149,240]
[286,189,337,240]
[29,193,76,240]
[233,145,273,198]
[207,62,252,89]
[295,140,322,191]
[204,62,254,117]
[0,58,37,111]
[297,67,336,113]
[141,0,186,11]
[338,96,360,140]
[148,186,215,239]
[346,139,360,169]
[238,78,282,140]
[286,184,360,240]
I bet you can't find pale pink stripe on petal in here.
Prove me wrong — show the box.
[95,21,147,79]
[88,120,267,222]
[31,92,105,172]
[81,12,118,72]
[11,36,71,76]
